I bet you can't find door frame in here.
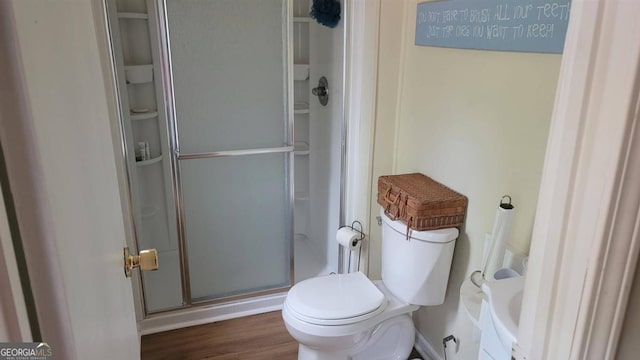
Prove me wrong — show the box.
[0,166,32,341]
[0,6,34,339]
[515,0,640,358]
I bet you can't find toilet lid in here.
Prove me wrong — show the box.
[286,272,385,322]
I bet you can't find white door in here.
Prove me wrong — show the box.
[4,1,139,359]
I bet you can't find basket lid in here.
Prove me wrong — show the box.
[379,173,466,203]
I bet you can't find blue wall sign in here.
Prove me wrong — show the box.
[415,0,571,53]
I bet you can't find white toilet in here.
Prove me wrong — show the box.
[282,210,459,360]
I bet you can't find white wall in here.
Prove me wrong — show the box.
[367,0,406,278]
[370,0,562,357]
[309,1,344,273]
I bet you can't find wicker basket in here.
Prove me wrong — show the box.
[377,173,468,233]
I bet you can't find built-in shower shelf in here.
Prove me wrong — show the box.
[117,12,149,20]
[294,233,309,242]
[295,192,309,201]
[294,141,310,156]
[294,64,309,81]
[294,101,309,114]
[293,17,310,23]
[141,205,159,218]
[136,155,163,167]
[130,111,158,121]
[124,64,154,84]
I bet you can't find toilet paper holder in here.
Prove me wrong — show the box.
[338,220,366,245]
[339,221,365,273]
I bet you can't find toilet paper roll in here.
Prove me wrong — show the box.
[336,227,361,251]
[484,201,515,278]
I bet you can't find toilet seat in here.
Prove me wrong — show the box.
[285,272,387,326]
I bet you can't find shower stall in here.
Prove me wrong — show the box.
[106,0,345,323]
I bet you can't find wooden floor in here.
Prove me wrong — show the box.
[141,311,297,360]
[141,311,425,360]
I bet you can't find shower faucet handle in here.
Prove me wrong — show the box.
[312,85,327,97]
[312,76,329,106]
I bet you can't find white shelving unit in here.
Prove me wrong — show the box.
[293,0,311,243]
[107,0,181,313]
[292,0,344,279]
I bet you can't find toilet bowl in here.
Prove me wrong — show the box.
[282,211,460,360]
[282,272,418,360]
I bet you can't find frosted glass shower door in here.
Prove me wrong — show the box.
[180,155,291,300]
[163,0,292,302]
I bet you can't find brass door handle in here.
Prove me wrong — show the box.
[124,247,158,277]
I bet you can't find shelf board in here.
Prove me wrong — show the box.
[130,111,158,121]
[118,12,148,20]
[124,64,154,84]
[294,141,310,155]
[136,155,163,167]
[294,233,309,242]
[141,206,159,218]
[293,64,310,81]
[294,101,309,114]
[295,192,309,201]
[124,64,153,69]
[293,17,310,23]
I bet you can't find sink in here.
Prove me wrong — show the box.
[481,276,525,356]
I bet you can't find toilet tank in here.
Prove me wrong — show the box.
[380,209,459,306]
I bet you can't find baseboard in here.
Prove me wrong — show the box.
[414,330,443,360]
[138,292,287,335]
